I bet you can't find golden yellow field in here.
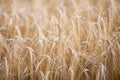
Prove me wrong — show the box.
[0,0,120,80]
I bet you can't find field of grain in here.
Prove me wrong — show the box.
[0,0,120,80]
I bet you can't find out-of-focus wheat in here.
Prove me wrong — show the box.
[0,0,120,80]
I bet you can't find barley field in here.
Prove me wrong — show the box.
[0,0,120,80]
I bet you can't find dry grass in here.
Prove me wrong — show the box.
[0,0,120,80]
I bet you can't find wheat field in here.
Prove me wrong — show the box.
[0,0,120,80]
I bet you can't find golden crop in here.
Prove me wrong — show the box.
[0,0,120,80]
